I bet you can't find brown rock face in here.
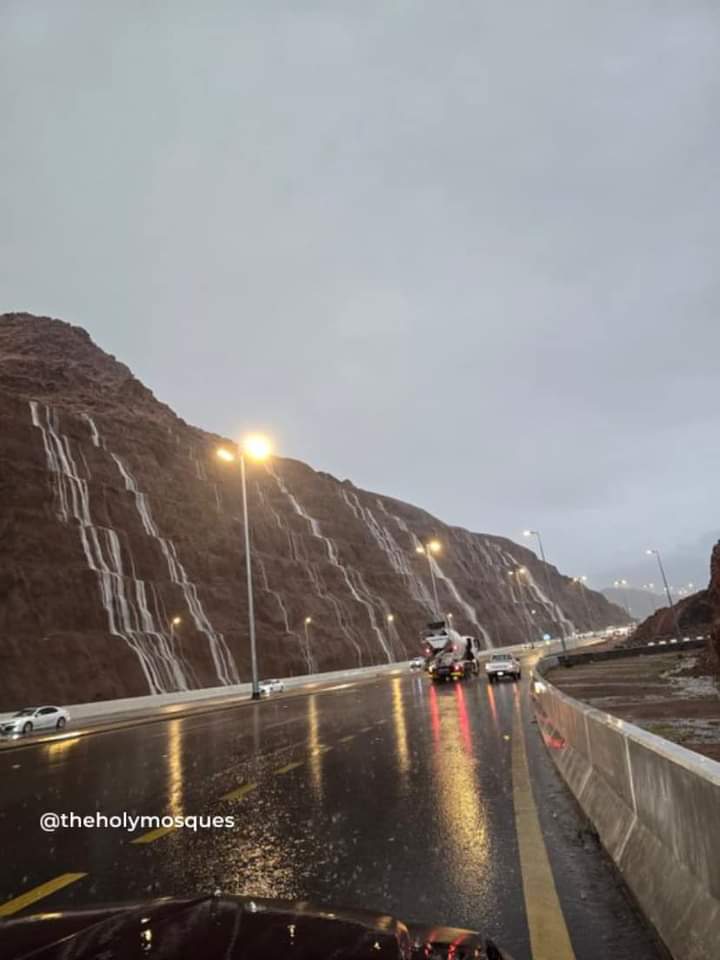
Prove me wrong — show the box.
[0,313,626,707]
[705,543,720,678]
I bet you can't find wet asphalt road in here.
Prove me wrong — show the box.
[0,669,666,960]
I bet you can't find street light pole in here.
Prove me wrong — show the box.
[239,453,260,700]
[524,529,566,653]
[386,613,395,650]
[428,555,439,619]
[217,434,272,701]
[646,549,681,639]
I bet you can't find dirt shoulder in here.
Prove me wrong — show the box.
[546,651,720,761]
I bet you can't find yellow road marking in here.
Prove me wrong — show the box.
[131,825,176,844]
[512,706,576,959]
[339,734,355,743]
[220,782,258,802]
[275,761,303,774]
[0,873,87,917]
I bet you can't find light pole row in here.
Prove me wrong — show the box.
[212,434,687,691]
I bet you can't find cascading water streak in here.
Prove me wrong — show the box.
[267,468,377,663]
[375,498,493,647]
[106,444,239,686]
[256,556,314,672]
[341,489,435,611]
[271,469,394,661]
[29,402,191,693]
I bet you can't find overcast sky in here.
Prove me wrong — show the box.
[2,1,718,590]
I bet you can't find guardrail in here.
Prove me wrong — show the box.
[554,636,706,668]
[532,651,720,960]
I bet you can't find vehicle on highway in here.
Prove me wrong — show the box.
[422,619,481,683]
[428,650,469,682]
[409,656,426,670]
[0,705,70,736]
[0,893,510,959]
[258,678,285,697]
[485,653,521,683]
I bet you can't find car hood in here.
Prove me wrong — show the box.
[0,894,511,959]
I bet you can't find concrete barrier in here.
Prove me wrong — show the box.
[533,654,720,960]
[50,659,411,723]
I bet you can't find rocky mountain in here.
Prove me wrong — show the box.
[0,313,627,708]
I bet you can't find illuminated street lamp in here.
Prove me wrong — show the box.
[645,549,681,639]
[169,615,182,640]
[523,529,566,653]
[304,616,312,652]
[416,540,442,619]
[217,434,273,700]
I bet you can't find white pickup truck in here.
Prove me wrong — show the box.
[485,652,522,683]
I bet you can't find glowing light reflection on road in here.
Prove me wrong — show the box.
[391,677,410,776]
[428,683,490,895]
[454,683,473,755]
[167,719,184,817]
[306,695,322,801]
[485,682,499,732]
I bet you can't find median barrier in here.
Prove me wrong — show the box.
[57,659,412,723]
[533,652,720,960]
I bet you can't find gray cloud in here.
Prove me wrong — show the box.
[2,0,718,590]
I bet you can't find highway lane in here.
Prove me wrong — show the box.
[0,669,665,959]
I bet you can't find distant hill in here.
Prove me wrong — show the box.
[601,586,666,621]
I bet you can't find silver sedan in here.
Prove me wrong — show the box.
[0,706,70,736]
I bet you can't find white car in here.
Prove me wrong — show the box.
[485,653,522,683]
[0,706,70,736]
[258,679,285,697]
[409,656,426,670]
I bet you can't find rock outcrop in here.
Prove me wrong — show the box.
[0,313,627,707]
